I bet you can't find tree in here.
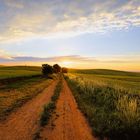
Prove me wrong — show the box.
[42,64,53,75]
[53,64,61,73]
[62,67,68,73]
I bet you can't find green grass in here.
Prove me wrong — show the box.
[73,74,140,92]
[0,66,41,80]
[0,66,41,71]
[68,68,140,92]
[65,69,140,140]
[40,101,56,126]
[40,75,62,126]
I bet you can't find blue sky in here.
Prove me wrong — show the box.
[0,0,140,71]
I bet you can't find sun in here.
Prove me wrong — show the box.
[61,61,73,67]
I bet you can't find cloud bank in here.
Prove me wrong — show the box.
[0,54,139,64]
[0,0,140,42]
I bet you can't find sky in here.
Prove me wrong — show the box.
[0,0,140,71]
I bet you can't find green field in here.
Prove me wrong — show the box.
[65,69,140,140]
[1,66,140,139]
[0,76,52,120]
[69,69,140,76]
[0,66,54,120]
[0,66,41,80]
[69,69,140,91]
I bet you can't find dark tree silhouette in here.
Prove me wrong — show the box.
[62,67,68,73]
[42,64,53,75]
[53,64,61,73]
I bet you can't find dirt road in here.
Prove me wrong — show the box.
[0,81,57,140]
[40,79,97,140]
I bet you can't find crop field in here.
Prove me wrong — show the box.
[0,66,53,120]
[0,76,52,120]
[65,69,140,140]
[0,66,41,80]
[0,67,140,140]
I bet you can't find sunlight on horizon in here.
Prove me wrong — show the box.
[60,61,73,67]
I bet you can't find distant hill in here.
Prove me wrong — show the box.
[0,66,41,71]
[68,69,140,77]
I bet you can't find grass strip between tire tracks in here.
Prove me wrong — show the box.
[40,75,62,126]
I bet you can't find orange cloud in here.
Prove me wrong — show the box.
[0,55,140,71]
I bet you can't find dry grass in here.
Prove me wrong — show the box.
[0,77,52,120]
[117,96,139,126]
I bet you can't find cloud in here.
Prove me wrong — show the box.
[0,54,139,71]
[0,54,139,63]
[0,55,96,62]
[0,49,13,60]
[4,0,24,9]
[0,0,140,42]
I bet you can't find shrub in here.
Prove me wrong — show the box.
[42,64,53,75]
[53,64,61,73]
[62,67,68,73]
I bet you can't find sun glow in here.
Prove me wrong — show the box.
[61,61,73,67]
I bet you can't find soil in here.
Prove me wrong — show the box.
[0,78,98,140]
[0,81,57,140]
[40,79,97,140]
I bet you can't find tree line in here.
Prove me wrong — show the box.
[42,64,68,75]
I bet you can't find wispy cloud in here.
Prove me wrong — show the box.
[0,54,139,63]
[0,54,139,71]
[0,0,140,42]
[0,49,13,60]
[0,55,94,62]
[4,0,24,9]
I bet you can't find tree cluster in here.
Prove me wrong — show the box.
[42,64,68,76]
[62,67,68,73]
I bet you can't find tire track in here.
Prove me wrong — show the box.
[0,81,57,140]
[40,79,97,140]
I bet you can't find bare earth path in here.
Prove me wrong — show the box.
[0,80,57,140]
[40,79,97,140]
